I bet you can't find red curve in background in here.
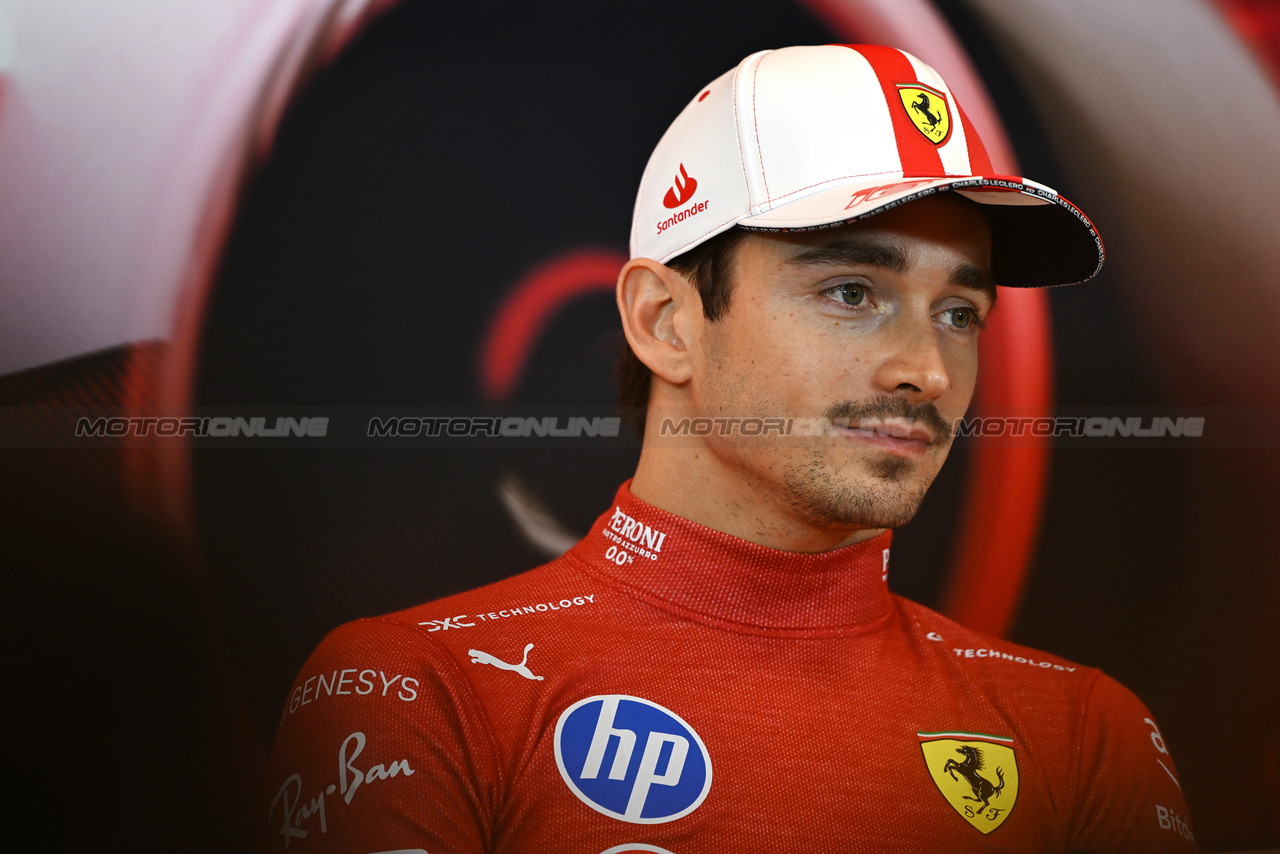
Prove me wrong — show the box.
[942,290,1053,635]
[480,250,628,403]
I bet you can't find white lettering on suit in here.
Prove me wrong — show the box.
[268,732,415,843]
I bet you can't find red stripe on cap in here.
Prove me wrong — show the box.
[842,44,945,178]
[956,102,992,175]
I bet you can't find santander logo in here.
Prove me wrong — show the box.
[662,163,698,209]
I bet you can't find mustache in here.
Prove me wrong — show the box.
[822,397,954,444]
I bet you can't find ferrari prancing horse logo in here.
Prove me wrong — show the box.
[918,731,1019,833]
[897,84,952,145]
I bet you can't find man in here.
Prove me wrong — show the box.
[264,45,1195,851]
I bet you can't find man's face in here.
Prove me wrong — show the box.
[687,192,995,533]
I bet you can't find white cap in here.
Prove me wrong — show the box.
[631,45,1104,288]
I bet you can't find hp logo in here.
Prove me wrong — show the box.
[554,695,712,823]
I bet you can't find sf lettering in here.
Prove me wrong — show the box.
[963,805,1006,822]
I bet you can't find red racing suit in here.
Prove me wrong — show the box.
[264,482,1197,852]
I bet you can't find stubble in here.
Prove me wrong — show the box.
[782,396,953,530]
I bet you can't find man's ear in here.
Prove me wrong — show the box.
[617,257,697,386]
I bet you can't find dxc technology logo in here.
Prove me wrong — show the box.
[555,695,712,824]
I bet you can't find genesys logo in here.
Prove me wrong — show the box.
[662,163,698,209]
[282,669,420,721]
[555,695,712,824]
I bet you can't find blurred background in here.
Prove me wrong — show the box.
[1,0,1278,850]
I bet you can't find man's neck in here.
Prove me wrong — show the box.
[629,444,886,554]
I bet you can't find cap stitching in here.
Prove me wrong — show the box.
[742,185,946,225]
[759,169,907,206]
[661,215,743,260]
[731,63,753,214]
[752,57,770,206]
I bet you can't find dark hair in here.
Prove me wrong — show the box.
[617,226,750,435]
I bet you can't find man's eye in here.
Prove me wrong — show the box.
[830,283,865,306]
[945,307,976,329]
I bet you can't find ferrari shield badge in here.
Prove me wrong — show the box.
[918,731,1019,833]
[897,84,951,145]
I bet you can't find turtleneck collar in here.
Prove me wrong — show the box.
[565,481,896,638]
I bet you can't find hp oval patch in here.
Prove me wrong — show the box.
[554,695,712,823]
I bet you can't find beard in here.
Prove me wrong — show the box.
[783,452,933,529]
[782,396,954,530]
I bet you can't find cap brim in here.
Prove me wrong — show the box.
[737,176,1104,288]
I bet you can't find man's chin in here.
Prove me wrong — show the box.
[783,465,934,531]
[866,453,916,481]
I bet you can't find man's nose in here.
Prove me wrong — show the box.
[872,316,951,401]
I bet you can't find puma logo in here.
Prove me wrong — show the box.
[469,643,544,681]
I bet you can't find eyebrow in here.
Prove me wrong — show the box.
[949,262,998,305]
[786,238,997,304]
[787,239,907,273]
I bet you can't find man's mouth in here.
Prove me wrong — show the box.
[832,418,934,455]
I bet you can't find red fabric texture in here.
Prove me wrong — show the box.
[264,482,1196,852]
